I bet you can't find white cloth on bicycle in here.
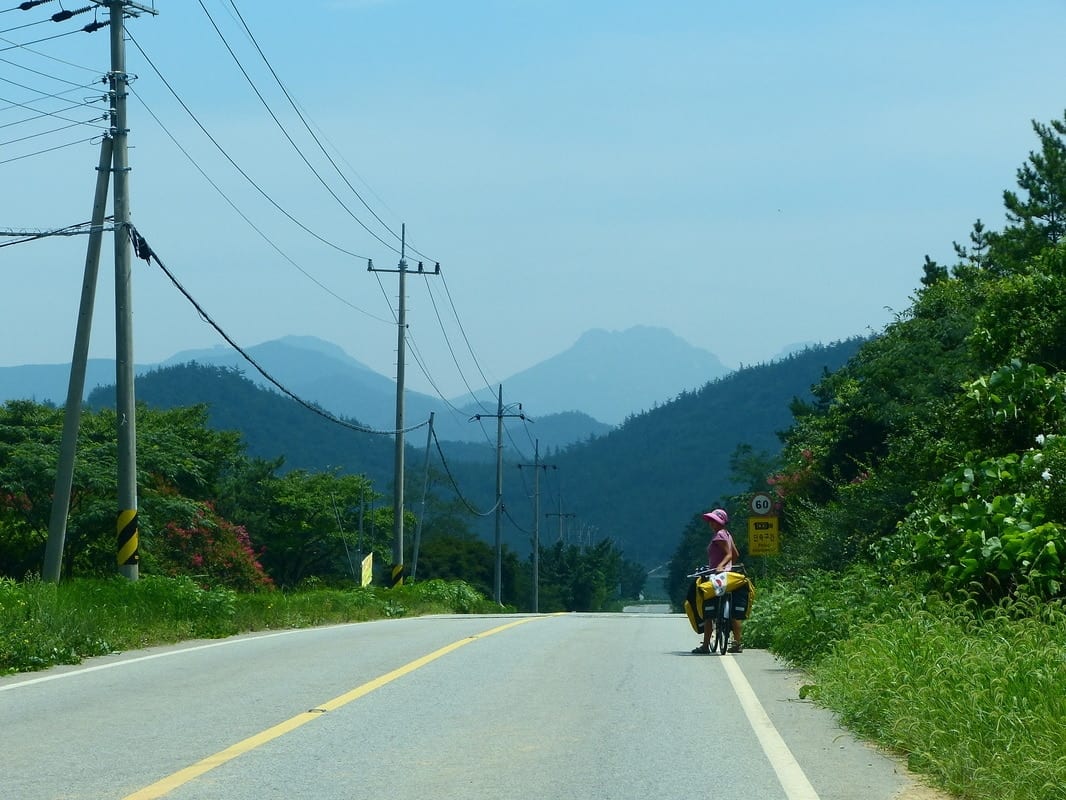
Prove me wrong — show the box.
[708,572,729,596]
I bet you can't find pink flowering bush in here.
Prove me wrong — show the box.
[154,502,274,592]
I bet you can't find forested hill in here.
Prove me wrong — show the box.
[87,339,864,567]
[545,338,865,565]
[86,363,398,479]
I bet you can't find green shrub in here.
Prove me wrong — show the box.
[810,596,1066,800]
[742,566,915,667]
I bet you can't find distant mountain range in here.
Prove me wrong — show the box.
[0,326,732,445]
[87,337,866,566]
[2,328,866,566]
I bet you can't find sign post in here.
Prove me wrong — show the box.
[747,493,780,559]
[747,515,780,556]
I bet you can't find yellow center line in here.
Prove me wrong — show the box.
[123,615,552,799]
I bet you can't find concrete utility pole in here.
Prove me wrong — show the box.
[518,440,555,613]
[109,0,159,580]
[368,226,439,587]
[546,498,576,544]
[42,138,113,582]
[472,386,525,604]
[410,412,434,580]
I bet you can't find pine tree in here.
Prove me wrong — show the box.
[989,111,1066,270]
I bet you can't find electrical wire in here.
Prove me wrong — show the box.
[152,6,500,446]
[368,267,494,450]
[0,99,103,128]
[0,12,47,35]
[367,268,483,439]
[421,275,494,412]
[0,113,105,145]
[0,52,100,87]
[0,32,102,74]
[429,425,499,517]
[439,270,498,394]
[0,0,55,12]
[125,223,427,438]
[0,25,96,53]
[0,74,105,106]
[126,31,373,263]
[95,7,521,474]
[129,85,392,325]
[206,0,404,257]
[0,217,111,247]
[0,134,93,163]
[503,504,531,536]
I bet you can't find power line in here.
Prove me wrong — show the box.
[195,0,398,256]
[421,274,494,411]
[0,96,104,125]
[0,217,112,247]
[125,31,373,263]
[429,426,498,517]
[0,1,56,13]
[147,7,499,439]
[0,52,101,86]
[0,32,103,73]
[0,134,93,163]
[0,22,104,52]
[439,270,498,394]
[129,84,392,325]
[0,113,106,145]
[126,224,427,438]
[214,0,408,258]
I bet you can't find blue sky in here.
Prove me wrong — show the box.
[2,1,1065,399]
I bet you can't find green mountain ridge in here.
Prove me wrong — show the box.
[88,338,863,566]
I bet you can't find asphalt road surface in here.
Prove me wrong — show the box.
[0,612,931,800]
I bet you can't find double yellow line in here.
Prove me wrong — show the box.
[124,616,546,799]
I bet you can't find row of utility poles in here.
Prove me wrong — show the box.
[36,4,580,611]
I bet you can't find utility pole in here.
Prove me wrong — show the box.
[546,497,576,544]
[472,386,525,604]
[42,138,113,582]
[410,412,434,580]
[111,0,137,579]
[368,226,439,587]
[43,1,156,582]
[518,440,555,613]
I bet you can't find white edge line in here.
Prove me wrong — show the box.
[0,626,328,693]
[721,655,821,800]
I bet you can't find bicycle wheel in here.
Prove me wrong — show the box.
[715,595,731,654]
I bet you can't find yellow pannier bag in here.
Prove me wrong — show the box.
[683,572,755,634]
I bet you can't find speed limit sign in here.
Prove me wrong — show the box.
[750,493,773,515]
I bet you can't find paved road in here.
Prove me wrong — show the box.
[0,612,923,799]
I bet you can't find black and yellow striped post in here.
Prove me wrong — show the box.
[390,563,404,588]
[117,509,139,579]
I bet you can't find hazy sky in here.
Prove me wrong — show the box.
[2,1,1065,399]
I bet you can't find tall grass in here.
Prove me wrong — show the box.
[0,575,500,676]
[814,598,1066,800]
[746,569,1066,800]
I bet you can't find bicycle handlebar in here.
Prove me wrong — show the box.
[686,566,724,579]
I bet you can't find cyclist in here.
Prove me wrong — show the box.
[691,508,740,654]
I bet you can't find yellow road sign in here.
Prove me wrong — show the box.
[748,515,780,556]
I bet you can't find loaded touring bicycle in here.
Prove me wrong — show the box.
[684,566,754,654]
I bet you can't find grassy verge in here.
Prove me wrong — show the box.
[743,567,1066,800]
[0,575,502,676]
